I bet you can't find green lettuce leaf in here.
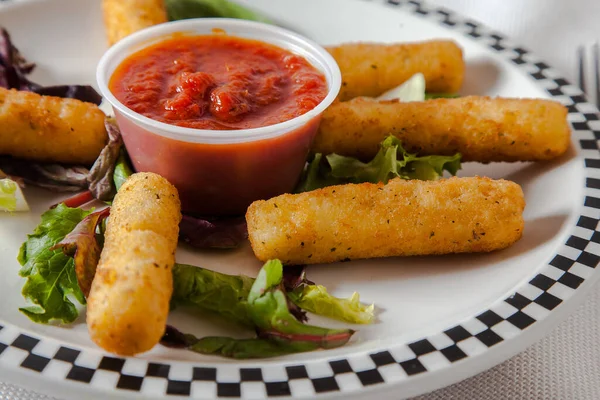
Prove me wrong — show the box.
[288,285,375,325]
[297,136,461,192]
[172,263,373,325]
[165,0,273,23]
[18,204,90,323]
[167,260,355,358]
[171,263,255,327]
[112,149,134,192]
[402,153,462,181]
[295,153,344,194]
[51,208,110,298]
[247,260,354,350]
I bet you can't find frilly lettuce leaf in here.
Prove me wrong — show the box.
[297,136,461,192]
[246,260,354,350]
[288,285,375,325]
[18,204,90,323]
[295,153,345,194]
[402,153,462,181]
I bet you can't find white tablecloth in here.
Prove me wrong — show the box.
[2,0,600,399]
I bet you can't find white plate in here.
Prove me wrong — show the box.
[1,0,599,399]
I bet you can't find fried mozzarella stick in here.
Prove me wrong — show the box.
[247,177,525,265]
[326,40,464,101]
[314,96,570,162]
[0,88,107,165]
[87,173,181,356]
[102,0,168,45]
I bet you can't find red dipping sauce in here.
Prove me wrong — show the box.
[109,35,327,130]
[103,29,337,217]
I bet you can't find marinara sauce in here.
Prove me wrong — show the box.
[107,33,332,216]
[109,34,327,130]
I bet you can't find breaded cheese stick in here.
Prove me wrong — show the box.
[326,40,464,101]
[87,172,181,356]
[247,177,525,265]
[0,88,107,165]
[102,0,168,45]
[314,96,570,162]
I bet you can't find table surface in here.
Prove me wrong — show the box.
[2,0,600,399]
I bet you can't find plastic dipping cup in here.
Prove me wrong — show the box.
[97,18,341,216]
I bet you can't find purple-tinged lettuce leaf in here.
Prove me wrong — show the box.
[160,325,324,359]
[0,28,40,91]
[165,260,354,359]
[87,119,123,201]
[282,265,313,289]
[0,119,127,197]
[0,156,89,192]
[1,27,103,104]
[51,208,110,297]
[179,215,247,249]
[247,260,354,350]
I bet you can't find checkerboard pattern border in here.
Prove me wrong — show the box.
[1,0,599,398]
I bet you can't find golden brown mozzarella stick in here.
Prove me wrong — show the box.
[87,172,181,356]
[314,96,570,162]
[102,0,168,45]
[247,177,525,265]
[0,88,107,165]
[326,40,464,101]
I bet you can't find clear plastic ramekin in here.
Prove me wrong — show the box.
[97,18,341,216]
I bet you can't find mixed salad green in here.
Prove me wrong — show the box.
[19,202,372,357]
[296,136,461,192]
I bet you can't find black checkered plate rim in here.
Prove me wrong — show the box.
[1,0,600,398]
